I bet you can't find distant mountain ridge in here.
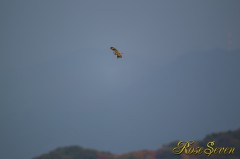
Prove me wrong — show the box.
[33,128,240,159]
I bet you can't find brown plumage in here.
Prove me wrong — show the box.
[110,47,122,58]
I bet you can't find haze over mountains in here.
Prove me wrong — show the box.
[33,128,240,159]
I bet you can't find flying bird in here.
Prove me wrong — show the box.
[110,47,122,58]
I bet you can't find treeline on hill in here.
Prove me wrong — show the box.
[33,128,240,159]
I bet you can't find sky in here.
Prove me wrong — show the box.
[1,0,240,159]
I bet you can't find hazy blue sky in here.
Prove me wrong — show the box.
[1,1,240,159]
